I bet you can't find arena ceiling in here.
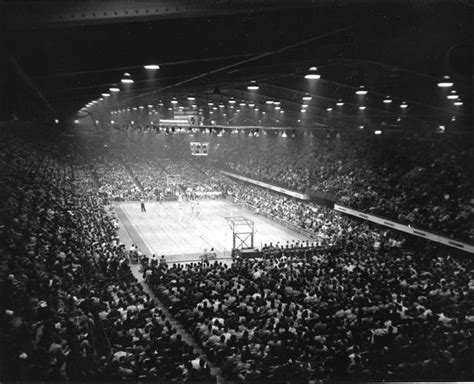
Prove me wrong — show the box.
[4,0,473,130]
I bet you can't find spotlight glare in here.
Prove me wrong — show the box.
[121,73,134,84]
[304,67,321,79]
[144,64,160,70]
[247,80,259,90]
[437,75,453,88]
[447,90,459,100]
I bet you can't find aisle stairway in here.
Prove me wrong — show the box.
[129,263,223,383]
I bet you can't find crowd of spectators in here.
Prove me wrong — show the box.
[92,157,143,201]
[225,180,391,247]
[212,130,473,243]
[0,132,213,382]
[150,242,474,382]
[49,127,472,244]
[2,124,473,383]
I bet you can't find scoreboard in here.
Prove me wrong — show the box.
[190,142,209,156]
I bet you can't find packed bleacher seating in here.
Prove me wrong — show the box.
[93,156,143,201]
[211,130,473,243]
[149,242,474,382]
[225,180,392,246]
[0,132,213,382]
[57,126,472,244]
[2,125,473,383]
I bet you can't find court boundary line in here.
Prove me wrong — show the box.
[114,204,153,256]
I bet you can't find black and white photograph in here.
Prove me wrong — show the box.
[1,0,473,383]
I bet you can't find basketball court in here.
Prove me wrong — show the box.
[114,199,313,263]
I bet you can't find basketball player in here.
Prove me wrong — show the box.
[140,199,146,212]
[196,202,200,217]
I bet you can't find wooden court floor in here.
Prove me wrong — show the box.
[114,200,312,263]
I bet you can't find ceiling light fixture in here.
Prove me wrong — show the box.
[247,80,259,90]
[121,73,134,84]
[447,90,458,100]
[144,64,160,70]
[304,67,321,79]
[437,75,453,88]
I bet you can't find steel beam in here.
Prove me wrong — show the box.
[4,0,448,30]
